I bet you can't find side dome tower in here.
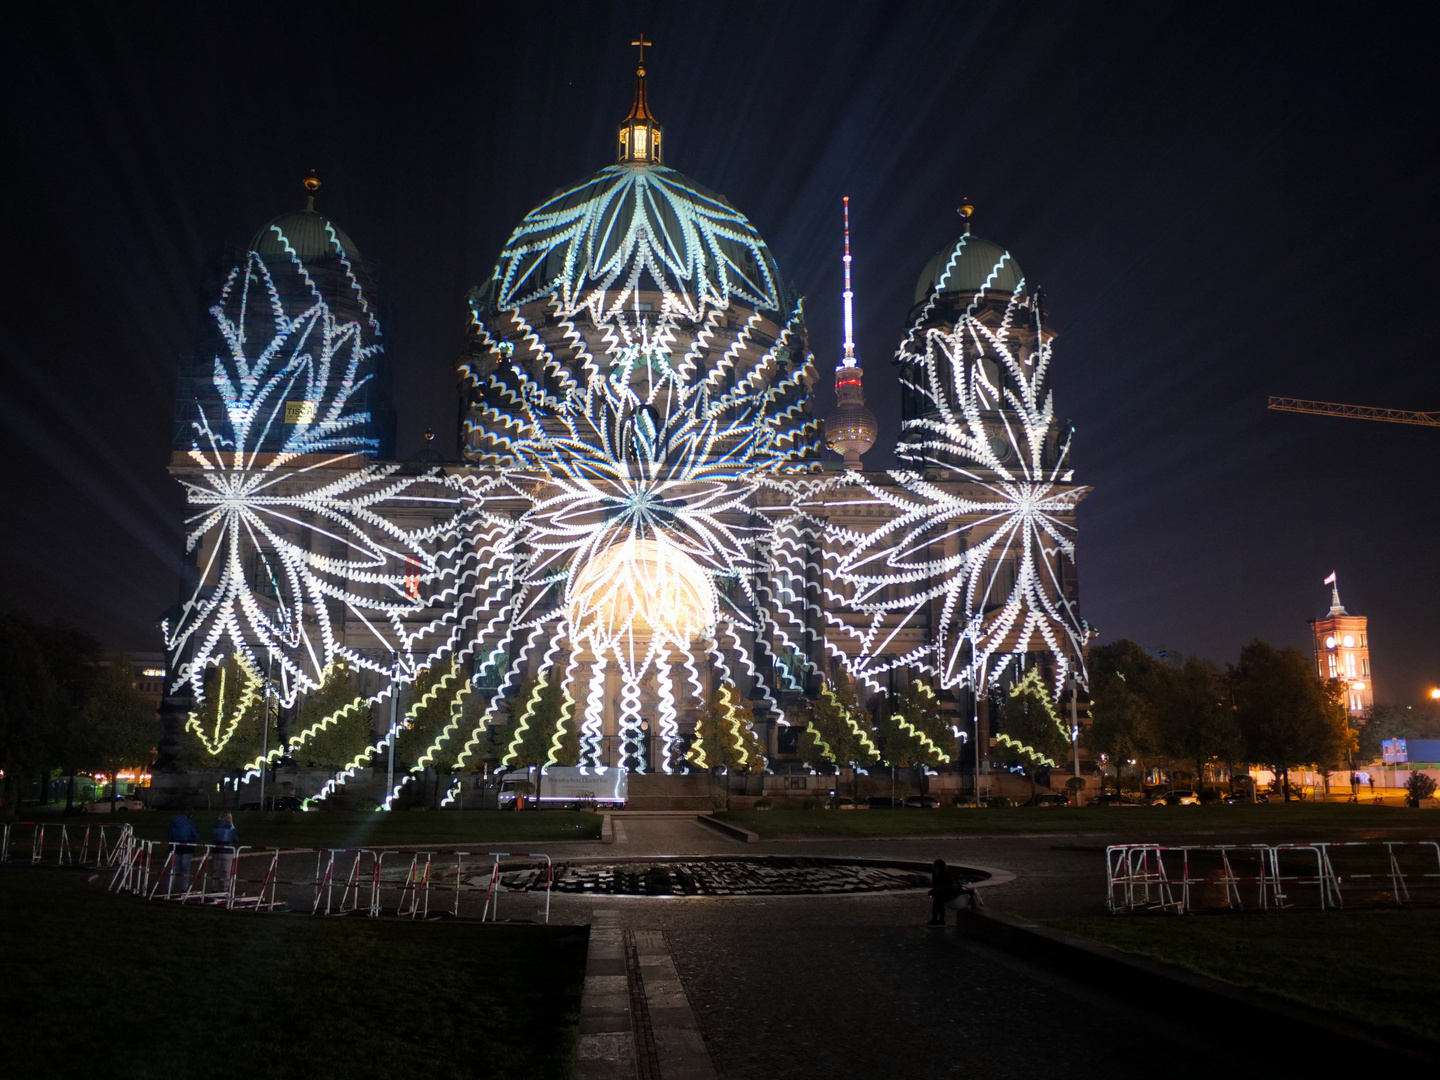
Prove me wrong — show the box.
[459,44,819,470]
[172,172,394,462]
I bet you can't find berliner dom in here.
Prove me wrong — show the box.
[159,45,1088,806]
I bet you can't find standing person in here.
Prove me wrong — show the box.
[1368,775,1376,798]
[1350,773,1359,801]
[211,811,239,890]
[928,859,963,925]
[167,811,199,895]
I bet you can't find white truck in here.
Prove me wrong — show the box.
[496,766,628,809]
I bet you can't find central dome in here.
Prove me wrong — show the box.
[492,164,784,319]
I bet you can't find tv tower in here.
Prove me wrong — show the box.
[824,197,877,470]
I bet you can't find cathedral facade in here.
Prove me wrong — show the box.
[160,56,1088,802]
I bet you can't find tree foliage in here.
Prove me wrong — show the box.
[397,662,474,771]
[177,655,269,774]
[994,669,1070,795]
[1233,640,1350,800]
[500,673,576,769]
[687,682,765,773]
[1153,656,1239,784]
[77,656,157,786]
[1084,640,1163,789]
[879,682,952,769]
[798,677,879,770]
[291,661,372,772]
[0,615,62,805]
[1405,771,1438,808]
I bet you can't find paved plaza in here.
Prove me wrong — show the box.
[557,816,1238,1079]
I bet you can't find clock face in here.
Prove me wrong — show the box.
[1325,635,1337,649]
[1342,634,1355,648]
[988,435,1010,460]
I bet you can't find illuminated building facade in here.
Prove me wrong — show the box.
[1310,576,1372,716]
[159,52,1088,799]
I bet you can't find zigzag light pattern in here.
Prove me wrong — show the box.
[167,152,1087,802]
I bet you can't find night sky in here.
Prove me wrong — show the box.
[3,2,1438,699]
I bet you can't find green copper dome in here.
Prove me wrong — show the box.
[252,208,362,264]
[913,233,1023,304]
[492,164,785,320]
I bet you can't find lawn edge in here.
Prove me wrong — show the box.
[956,908,1440,1065]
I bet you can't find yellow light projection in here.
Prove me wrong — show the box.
[567,535,715,651]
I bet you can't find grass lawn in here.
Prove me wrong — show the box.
[59,809,603,849]
[714,803,1440,840]
[0,867,587,1079]
[1045,909,1440,1043]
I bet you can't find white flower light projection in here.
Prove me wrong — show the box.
[164,81,1087,801]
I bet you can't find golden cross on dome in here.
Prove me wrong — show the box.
[632,34,652,70]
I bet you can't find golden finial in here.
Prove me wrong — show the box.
[958,197,974,220]
[304,169,320,211]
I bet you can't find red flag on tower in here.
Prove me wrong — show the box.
[1323,572,1337,585]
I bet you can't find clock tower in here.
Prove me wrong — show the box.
[1309,574,1372,716]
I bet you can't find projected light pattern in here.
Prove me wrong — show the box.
[167,154,1085,797]
[766,232,1089,706]
[163,228,503,714]
[491,165,784,320]
[894,233,1085,697]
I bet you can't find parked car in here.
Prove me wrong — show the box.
[903,795,941,809]
[84,796,145,814]
[273,795,304,811]
[1027,793,1069,807]
[1089,792,1143,806]
[867,796,903,809]
[1149,789,1201,807]
[1217,791,1263,804]
[829,796,865,810]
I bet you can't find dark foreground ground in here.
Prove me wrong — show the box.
[0,869,586,1080]
[6,812,1438,1079]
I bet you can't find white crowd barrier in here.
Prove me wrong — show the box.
[86,832,555,923]
[1106,841,1440,913]
[1,821,133,868]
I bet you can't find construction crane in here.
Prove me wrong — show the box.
[1266,397,1440,428]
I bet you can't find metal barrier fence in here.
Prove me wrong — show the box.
[90,832,553,923]
[0,821,133,868]
[1106,841,1440,913]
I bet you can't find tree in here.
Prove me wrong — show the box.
[879,682,952,771]
[291,661,373,789]
[1362,703,1440,762]
[994,669,1070,800]
[397,662,500,807]
[77,656,158,806]
[1233,640,1344,802]
[176,655,269,803]
[1405,772,1437,808]
[498,672,578,803]
[798,676,880,801]
[686,682,766,782]
[1154,656,1239,789]
[1084,640,1162,794]
[0,615,61,812]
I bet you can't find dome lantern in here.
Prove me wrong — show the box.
[618,35,662,165]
